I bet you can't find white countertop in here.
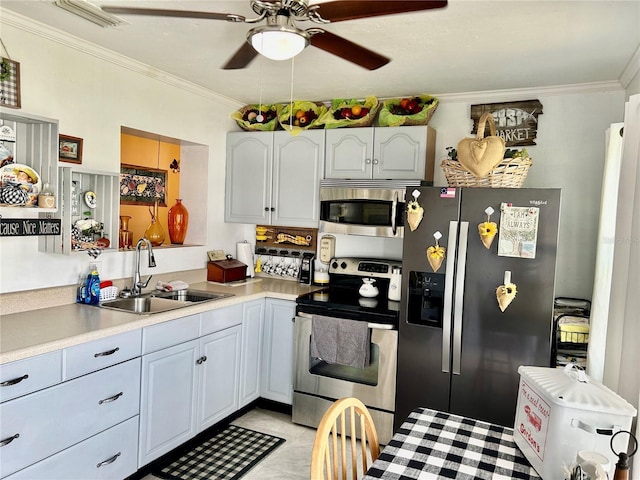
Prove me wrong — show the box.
[0,279,322,365]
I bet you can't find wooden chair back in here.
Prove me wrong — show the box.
[310,397,381,480]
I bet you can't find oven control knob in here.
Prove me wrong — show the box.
[331,261,338,269]
[340,261,347,270]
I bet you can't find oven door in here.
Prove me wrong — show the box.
[292,314,397,412]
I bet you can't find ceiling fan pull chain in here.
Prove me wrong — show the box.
[289,56,295,129]
[256,53,264,122]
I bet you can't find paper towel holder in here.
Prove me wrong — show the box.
[237,240,255,278]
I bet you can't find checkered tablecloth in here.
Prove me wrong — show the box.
[363,408,540,480]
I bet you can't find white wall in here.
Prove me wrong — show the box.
[0,18,245,293]
[0,15,628,299]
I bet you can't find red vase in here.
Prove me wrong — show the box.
[168,199,189,244]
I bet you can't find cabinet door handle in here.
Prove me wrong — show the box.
[196,355,208,365]
[365,158,372,164]
[96,452,121,468]
[98,392,123,404]
[373,159,379,164]
[94,347,120,358]
[270,207,275,212]
[1,374,28,387]
[264,207,269,212]
[0,434,19,447]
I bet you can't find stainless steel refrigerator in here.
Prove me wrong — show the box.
[395,187,561,430]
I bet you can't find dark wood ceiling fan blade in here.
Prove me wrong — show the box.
[101,6,244,22]
[310,30,390,70]
[316,1,447,22]
[222,42,259,70]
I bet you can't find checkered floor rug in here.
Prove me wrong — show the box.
[154,424,285,480]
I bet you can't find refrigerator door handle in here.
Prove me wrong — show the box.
[441,220,458,373]
[452,221,469,375]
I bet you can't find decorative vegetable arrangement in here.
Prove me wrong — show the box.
[231,104,280,131]
[504,148,529,159]
[285,109,319,128]
[243,108,277,125]
[446,146,529,161]
[278,101,327,135]
[388,96,435,115]
[378,94,439,127]
[319,96,380,129]
[233,94,439,133]
[332,105,371,120]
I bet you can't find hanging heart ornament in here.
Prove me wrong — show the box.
[407,199,424,231]
[426,244,446,272]
[478,221,498,249]
[456,113,506,178]
[496,283,517,312]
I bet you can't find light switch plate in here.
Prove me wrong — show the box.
[319,235,335,263]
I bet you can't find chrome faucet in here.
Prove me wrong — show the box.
[132,238,156,296]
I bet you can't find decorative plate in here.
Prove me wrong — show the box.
[84,190,97,209]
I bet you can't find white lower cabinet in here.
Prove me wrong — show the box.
[6,417,139,480]
[1,296,297,479]
[138,306,243,467]
[197,325,242,430]
[138,338,199,467]
[0,358,141,478]
[239,299,265,407]
[260,299,296,405]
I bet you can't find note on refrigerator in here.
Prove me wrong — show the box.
[498,204,539,259]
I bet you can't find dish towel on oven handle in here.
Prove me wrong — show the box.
[310,315,371,368]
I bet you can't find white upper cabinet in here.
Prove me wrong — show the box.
[271,130,324,227]
[225,131,272,225]
[225,130,324,227]
[325,125,436,180]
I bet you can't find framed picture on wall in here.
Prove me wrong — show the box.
[0,57,21,109]
[59,135,83,164]
[120,164,167,206]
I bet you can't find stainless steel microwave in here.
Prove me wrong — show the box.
[319,180,423,238]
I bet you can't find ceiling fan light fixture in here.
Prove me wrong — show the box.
[248,25,309,61]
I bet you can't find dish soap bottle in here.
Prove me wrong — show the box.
[76,274,87,304]
[86,263,101,305]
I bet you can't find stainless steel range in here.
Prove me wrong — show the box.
[292,257,400,444]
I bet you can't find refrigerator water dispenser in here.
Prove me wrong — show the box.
[407,271,445,327]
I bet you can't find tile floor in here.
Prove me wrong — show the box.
[143,407,317,480]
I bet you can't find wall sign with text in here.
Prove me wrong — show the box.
[0,218,61,236]
[471,100,543,147]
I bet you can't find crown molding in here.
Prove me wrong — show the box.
[436,81,624,104]
[619,44,640,89]
[0,8,242,109]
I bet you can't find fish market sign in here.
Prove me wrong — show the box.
[471,100,543,147]
[0,218,61,236]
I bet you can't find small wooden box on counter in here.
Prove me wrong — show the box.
[207,259,247,283]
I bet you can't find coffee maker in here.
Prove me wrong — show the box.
[299,252,315,285]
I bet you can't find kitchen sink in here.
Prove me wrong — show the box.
[100,289,234,315]
[153,290,233,303]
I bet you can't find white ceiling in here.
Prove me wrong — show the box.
[2,0,639,104]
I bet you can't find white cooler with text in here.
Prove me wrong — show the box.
[514,365,637,480]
